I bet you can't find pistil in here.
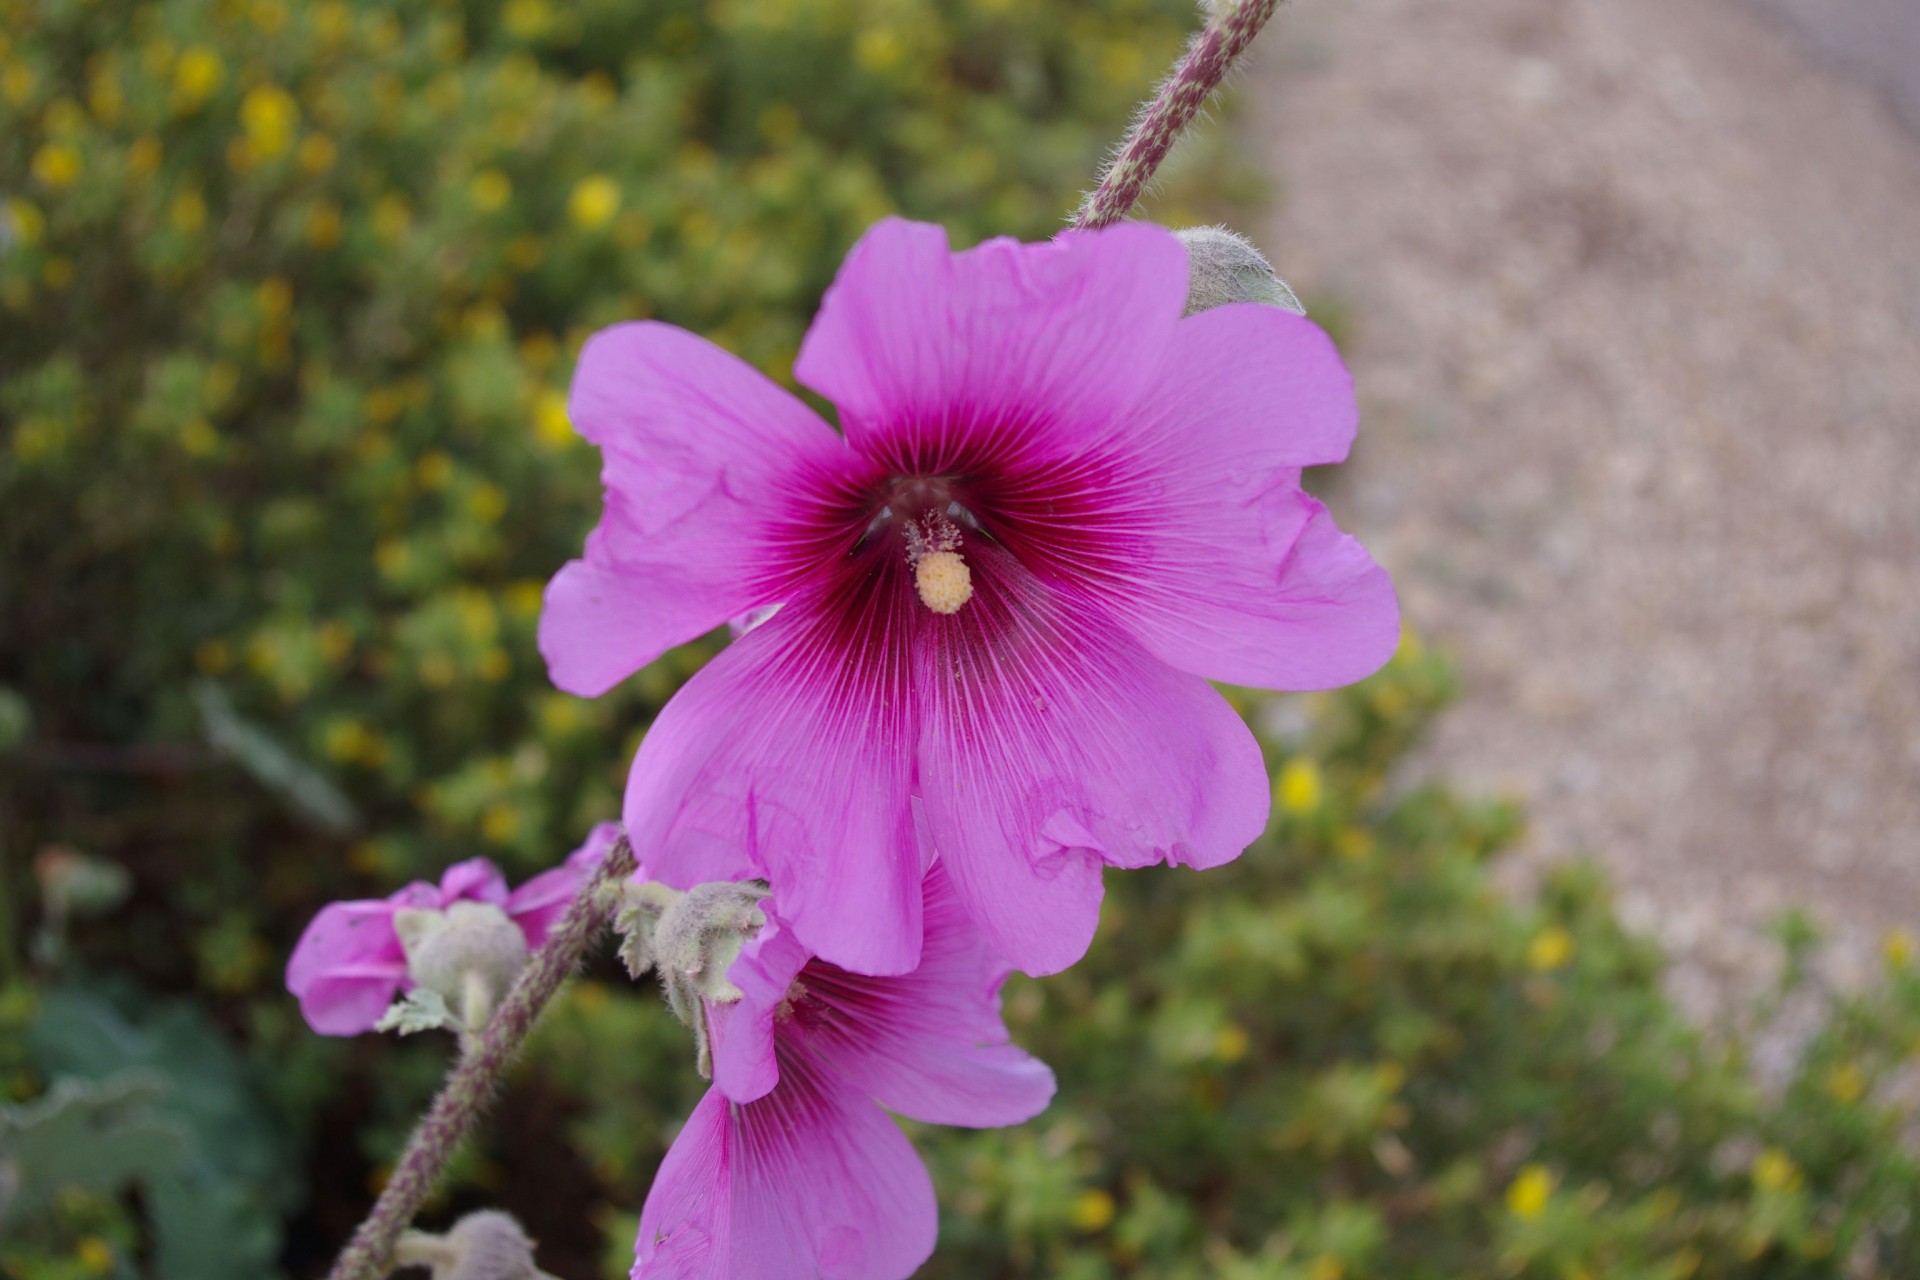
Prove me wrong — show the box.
[904,512,973,615]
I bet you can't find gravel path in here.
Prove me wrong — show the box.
[1248,0,1920,1012]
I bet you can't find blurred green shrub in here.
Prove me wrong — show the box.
[0,0,1227,889]
[0,0,1238,1271]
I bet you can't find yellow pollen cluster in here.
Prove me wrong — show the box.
[915,550,972,614]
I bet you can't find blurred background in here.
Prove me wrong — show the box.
[3,0,1918,1277]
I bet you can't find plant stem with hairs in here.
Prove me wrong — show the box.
[325,833,638,1280]
[1073,0,1284,231]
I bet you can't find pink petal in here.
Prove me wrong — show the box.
[633,1053,936,1280]
[1090,303,1400,689]
[624,602,924,977]
[792,219,1189,471]
[505,822,621,948]
[541,322,852,697]
[438,857,510,907]
[789,863,1055,1127]
[914,543,1269,975]
[707,916,812,1106]
[284,900,408,1036]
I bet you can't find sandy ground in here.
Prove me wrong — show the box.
[1247,0,1920,1014]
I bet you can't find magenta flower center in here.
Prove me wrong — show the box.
[861,474,979,615]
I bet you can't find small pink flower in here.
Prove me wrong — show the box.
[633,864,1052,1280]
[285,823,619,1035]
[542,218,1397,978]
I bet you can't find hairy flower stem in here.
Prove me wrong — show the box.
[1072,0,1284,231]
[325,833,638,1280]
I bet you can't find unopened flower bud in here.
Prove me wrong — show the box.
[395,1209,556,1280]
[393,901,530,1030]
[613,878,771,1077]
[1173,225,1305,317]
[650,880,771,1007]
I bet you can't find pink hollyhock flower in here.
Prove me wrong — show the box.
[541,218,1397,977]
[633,864,1052,1280]
[285,823,618,1034]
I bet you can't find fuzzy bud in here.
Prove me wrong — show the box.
[393,901,529,1031]
[394,1210,557,1280]
[1174,225,1305,317]
[613,878,771,1077]
[649,880,772,1008]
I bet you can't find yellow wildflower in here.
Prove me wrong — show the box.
[178,419,220,456]
[240,83,299,158]
[1334,827,1374,860]
[32,144,83,190]
[256,276,293,317]
[306,201,344,249]
[1069,1188,1115,1232]
[854,28,903,72]
[533,389,573,447]
[6,198,44,247]
[505,234,545,271]
[128,136,162,176]
[415,451,455,490]
[205,362,241,405]
[1213,1022,1250,1063]
[313,1,352,44]
[366,13,403,54]
[1752,1148,1801,1192]
[168,188,207,234]
[1,63,35,107]
[503,0,551,39]
[44,98,86,135]
[88,68,124,123]
[481,802,519,842]
[1276,757,1324,816]
[296,133,337,174]
[375,539,409,580]
[171,46,224,112]
[11,416,65,461]
[1527,925,1575,972]
[468,483,508,523]
[362,387,404,425]
[580,71,617,113]
[568,174,620,229]
[469,169,511,212]
[1826,1062,1866,1105]
[1884,928,1915,969]
[76,1237,114,1274]
[318,622,353,664]
[371,194,411,241]
[1506,1164,1552,1219]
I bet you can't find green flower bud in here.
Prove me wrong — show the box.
[395,1209,557,1280]
[393,901,530,1032]
[613,878,771,1077]
[1173,224,1305,317]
